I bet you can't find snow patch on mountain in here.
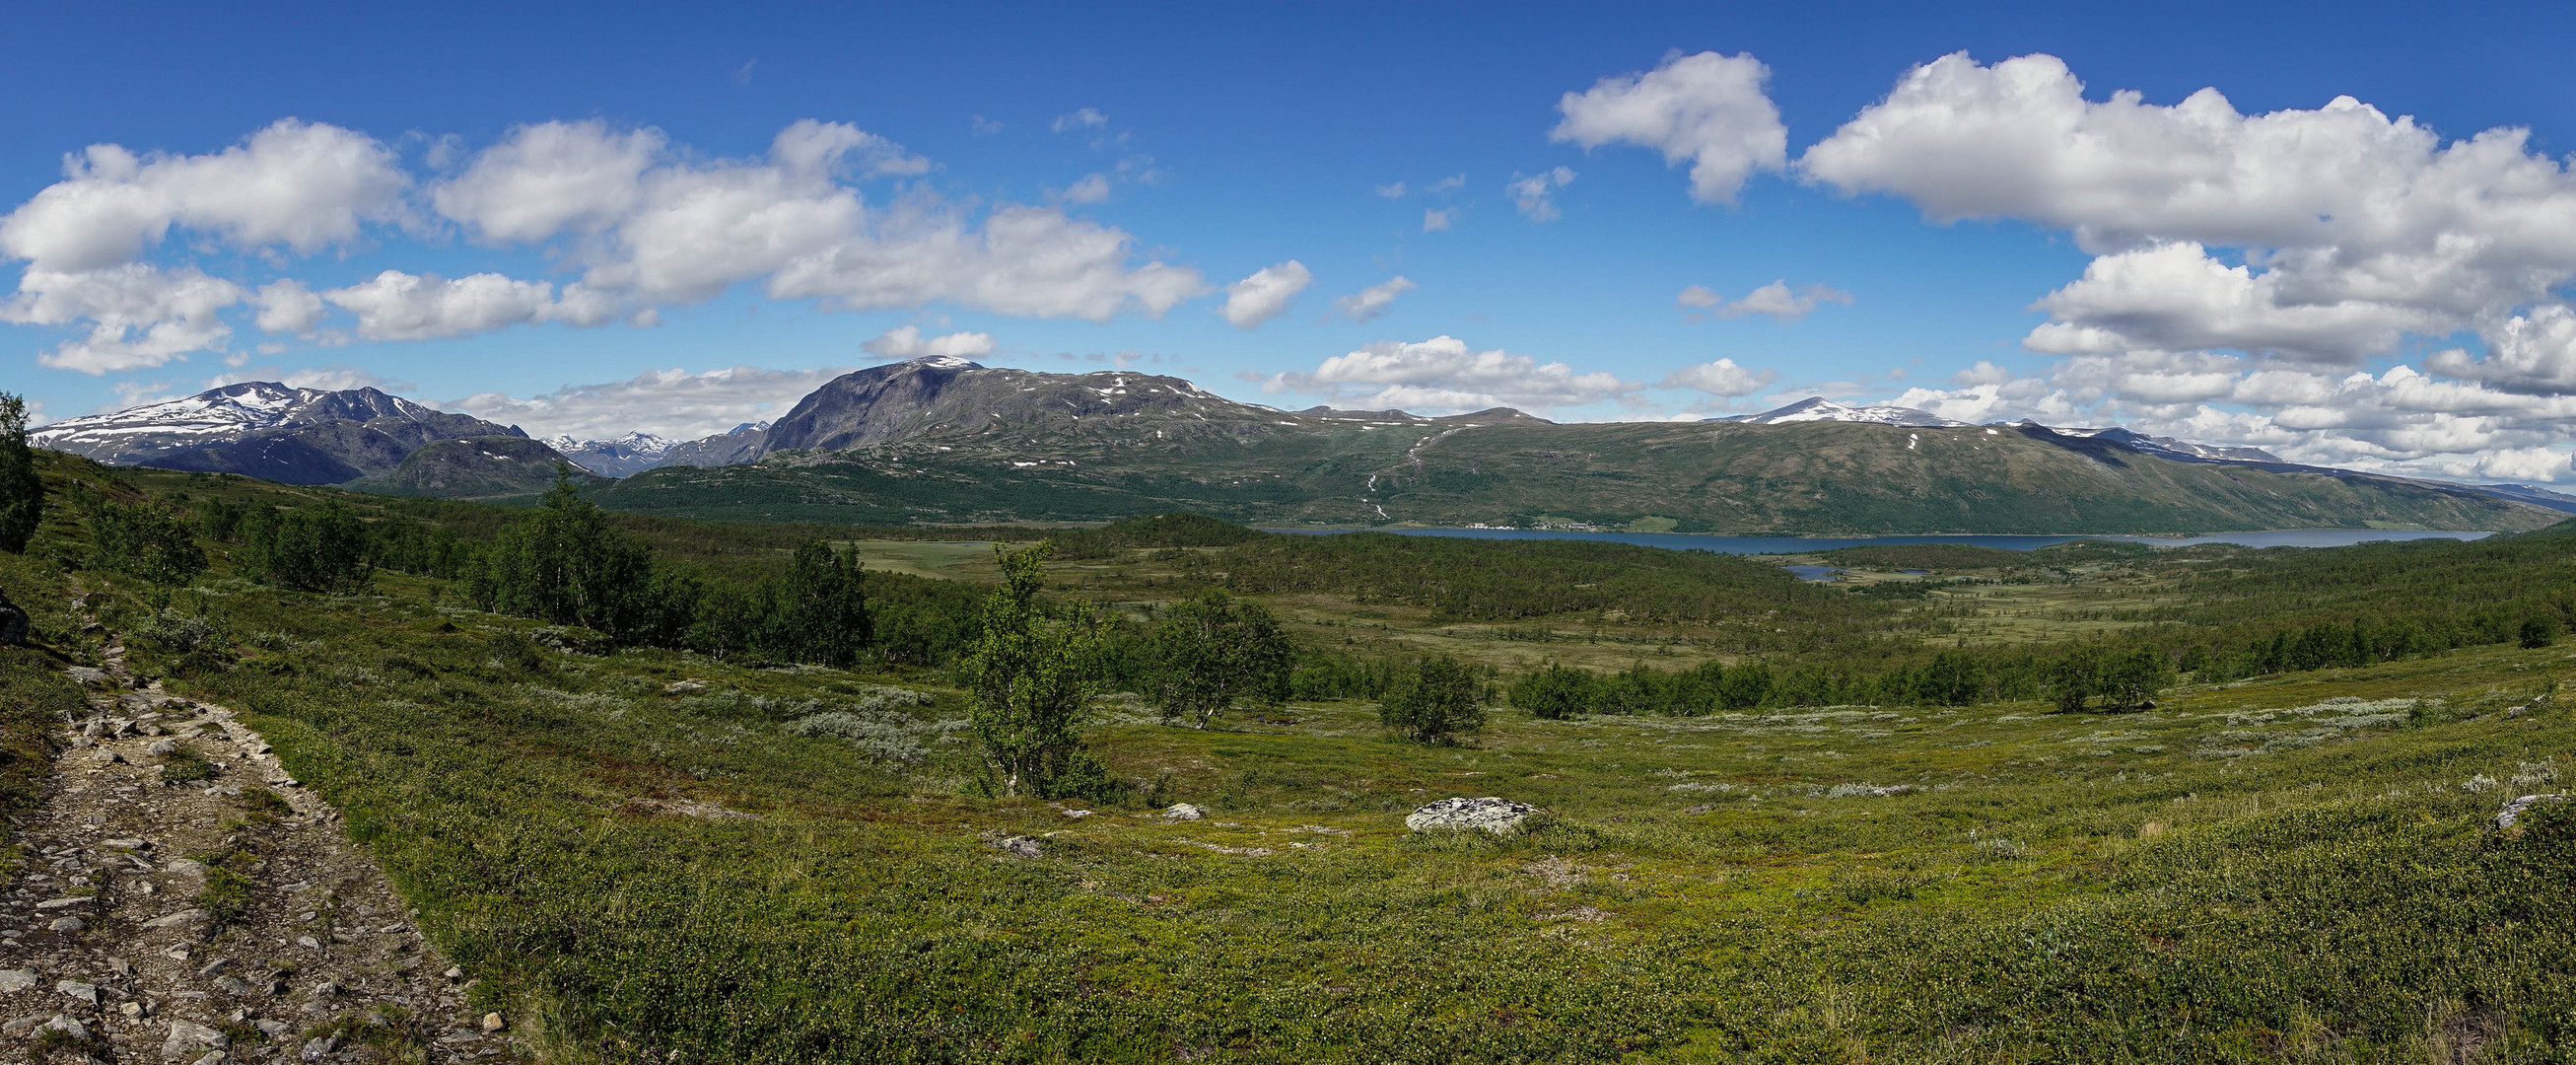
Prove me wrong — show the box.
[1725,396,1966,427]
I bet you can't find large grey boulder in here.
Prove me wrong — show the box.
[1406,797,1538,835]
[2498,793,2568,832]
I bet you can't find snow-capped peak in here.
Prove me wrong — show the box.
[1726,396,1964,428]
[548,431,675,457]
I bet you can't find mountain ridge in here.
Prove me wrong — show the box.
[585,359,2557,533]
[29,362,2559,533]
[30,382,532,485]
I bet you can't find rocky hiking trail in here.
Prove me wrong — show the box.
[1,612,518,1063]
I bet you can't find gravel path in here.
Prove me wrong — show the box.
[0,617,519,1063]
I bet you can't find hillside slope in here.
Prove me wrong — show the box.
[344,435,598,501]
[592,360,2552,532]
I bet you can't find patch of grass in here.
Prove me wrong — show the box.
[196,865,253,925]
[239,786,294,820]
[159,742,216,784]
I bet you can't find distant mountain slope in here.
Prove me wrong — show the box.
[1726,396,1964,427]
[659,421,771,468]
[547,432,674,477]
[343,436,597,501]
[31,382,523,485]
[2466,482,2576,514]
[590,359,2557,533]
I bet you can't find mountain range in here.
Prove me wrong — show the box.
[28,361,2568,532]
[30,382,533,486]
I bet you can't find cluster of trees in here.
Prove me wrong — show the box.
[1499,643,2176,717]
[460,476,880,667]
[80,493,207,585]
[0,393,39,555]
[1200,532,1883,636]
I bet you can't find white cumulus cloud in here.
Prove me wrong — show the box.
[251,279,324,336]
[1423,208,1454,233]
[1220,260,1312,329]
[1680,280,1854,321]
[1,265,244,374]
[1271,334,1636,412]
[1332,276,1416,322]
[321,270,610,342]
[1663,358,1775,396]
[862,324,997,359]
[2462,446,2574,483]
[1804,51,2576,370]
[0,118,408,273]
[1061,173,1111,204]
[1553,50,1788,205]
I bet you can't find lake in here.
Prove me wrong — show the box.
[1270,527,2496,555]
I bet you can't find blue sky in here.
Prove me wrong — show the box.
[10,2,2576,481]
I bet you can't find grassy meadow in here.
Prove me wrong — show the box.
[3,458,2575,1061]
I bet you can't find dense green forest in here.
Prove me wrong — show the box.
[31,452,2575,720]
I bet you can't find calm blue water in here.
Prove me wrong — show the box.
[1269,527,2494,555]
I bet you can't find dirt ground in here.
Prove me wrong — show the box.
[0,617,520,1064]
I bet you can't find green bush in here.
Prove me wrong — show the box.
[1379,654,1485,744]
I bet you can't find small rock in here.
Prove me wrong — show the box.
[297,938,319,951]
[146,739,178,755]
[55,979,95,1005]
[1063,809,1093,818]
[480,1011,507,1032]
[0,1012,47,1037]
[1405,797,1540,835]
[140,909,208,929]
[442,966,463,981]
[662,680,707,695]
[194,1052,236,1065]
[298,1034,339,1060]
[311,980,338,997]
[162,859,207,878]
[120,1000,144,1019]
[46,916,84,934]
[194,958,233,977]
[163,1019,228,1057]
[34,1014,90,1042]
[2506,705,2528,718]
[33,897,87,910]
[993,835,1043,859]
[105,958,131,977]
[213,975,253,996]
[0,970,33,993]
[2497,793,2568,832]
[1162,804,1207,821]
[254,1020,290,1036]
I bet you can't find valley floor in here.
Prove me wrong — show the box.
[7,566,2572,1062]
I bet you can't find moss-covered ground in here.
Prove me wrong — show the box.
[5,553,2568,1061]
[5,459,2573,1061]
